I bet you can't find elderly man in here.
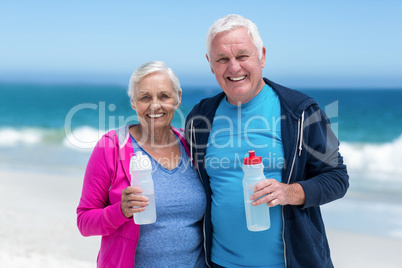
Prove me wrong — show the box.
[185,14,349,268]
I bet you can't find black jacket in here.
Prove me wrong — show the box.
[185,78,349,268]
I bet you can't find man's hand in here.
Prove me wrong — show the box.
[250,179,306,207]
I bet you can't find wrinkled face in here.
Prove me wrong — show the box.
[207,27,266,105]
[132,72,181,130]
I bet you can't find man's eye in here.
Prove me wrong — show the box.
[237,55,249,61]
[140,96,150,100]
[217,58,229,63]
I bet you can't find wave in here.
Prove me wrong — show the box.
[340,135,402,181]
[0,127,44,146]
[0,126,105,152]
[63,126,106,151]
[1,126,402,179]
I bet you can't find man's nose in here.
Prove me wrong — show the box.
[228,59,242,73]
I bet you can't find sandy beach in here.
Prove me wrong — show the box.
[1,168,401,267]
[0,169,98,268]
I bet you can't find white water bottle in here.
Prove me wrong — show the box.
[130,151,156,225]
[242,150,270,231]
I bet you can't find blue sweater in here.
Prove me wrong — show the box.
[185,78,349,268]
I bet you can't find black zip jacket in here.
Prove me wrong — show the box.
[185,78,349,268]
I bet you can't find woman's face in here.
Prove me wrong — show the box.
[132,71,181,131]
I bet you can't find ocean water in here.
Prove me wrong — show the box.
[2,83,402,236]
[2,83,402,184]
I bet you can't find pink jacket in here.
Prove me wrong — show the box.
[77,125,190,268]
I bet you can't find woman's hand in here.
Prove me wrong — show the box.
[121,186,150,218]
[250,179,306,207]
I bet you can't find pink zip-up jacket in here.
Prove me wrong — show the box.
[77,125,190,268]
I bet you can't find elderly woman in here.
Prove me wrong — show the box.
[77,61,206,268]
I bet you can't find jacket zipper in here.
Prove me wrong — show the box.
[191,121,210,268]
[190,120,194,167]
[194,109,305,268]
[282,111,304,268]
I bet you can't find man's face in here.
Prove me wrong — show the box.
[207,27,266,105]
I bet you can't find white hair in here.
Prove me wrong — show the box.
[206,14,264,59]
[128,61,182,105]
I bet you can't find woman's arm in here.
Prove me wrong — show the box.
[76,134,130,237]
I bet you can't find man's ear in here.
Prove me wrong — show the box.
[260,46,267,68]
[206,54,215,74]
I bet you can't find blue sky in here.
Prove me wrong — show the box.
[1,0,401,88]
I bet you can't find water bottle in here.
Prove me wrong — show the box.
[242,150,270,231]
[130,151,156,225]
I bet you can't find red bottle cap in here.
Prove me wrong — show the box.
[243,150,262,165]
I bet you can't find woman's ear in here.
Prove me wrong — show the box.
[175,91,182,109]
[131,99,136,110]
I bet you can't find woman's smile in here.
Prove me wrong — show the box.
[147,113,165,118]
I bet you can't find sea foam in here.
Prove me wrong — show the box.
[63,126,106,151]
[0,127,44,146]
[0,126,105,151]
[340,134,402,181]
[1,126,401,182]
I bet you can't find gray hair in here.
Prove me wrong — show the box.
[128,61,182,105]
[206,14,264,60]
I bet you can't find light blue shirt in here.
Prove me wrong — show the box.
[132,134,207,268]
[205,85,285,267]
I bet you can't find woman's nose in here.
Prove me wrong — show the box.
[150,100,162,109]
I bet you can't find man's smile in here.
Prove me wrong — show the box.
[228,75,247,82]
